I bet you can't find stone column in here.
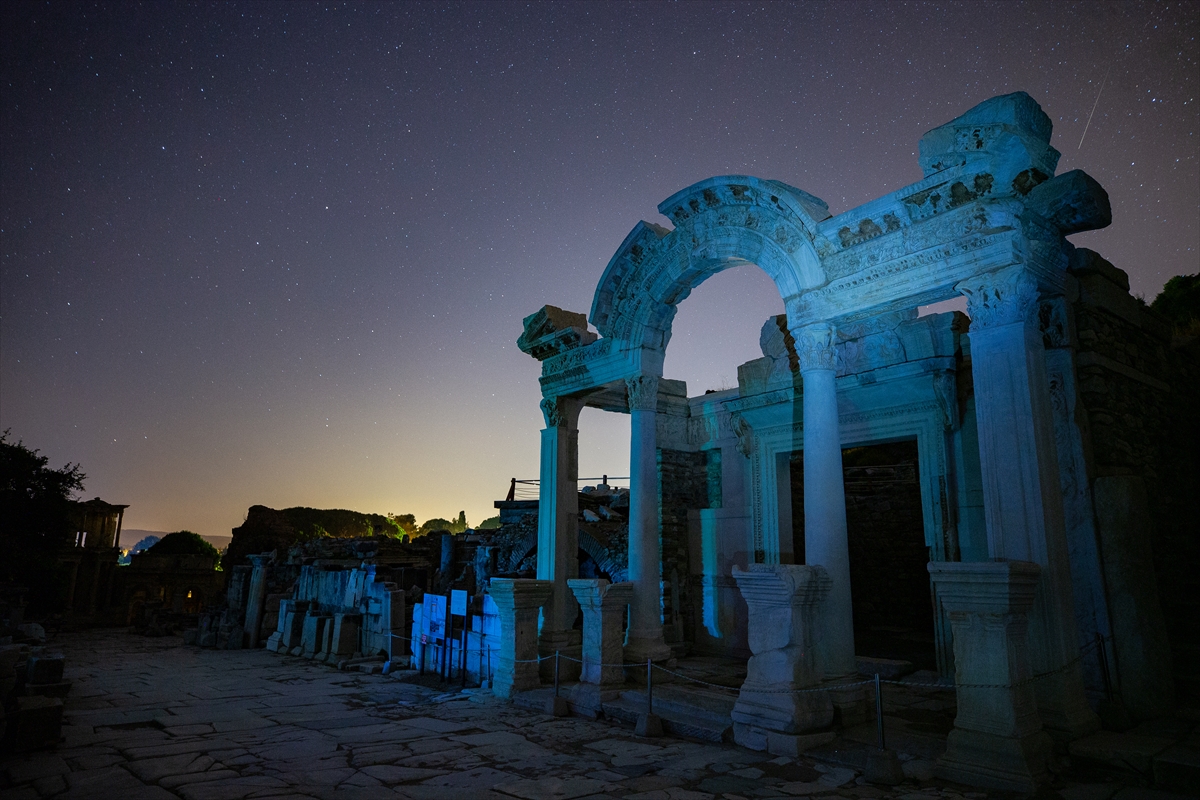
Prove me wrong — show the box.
[792,323,856,679]
[536,395,584,678]
[929,561,1053,793]
[489,578,553,699]
[568,579,633,685]
[244,554,271,648]
[731,564,834,752]
[625,374,672,663]
[958,267,1098,740]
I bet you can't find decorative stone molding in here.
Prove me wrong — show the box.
[489,578,554,699]
[792,324,837,372]
[518,305,597,361]
[932,371,959,431]
[730,413,754,458]
[625,374,659,411]
[957,267,1040,329]
[731,564,834,747]
[928,561,1053,793]
[540,397,566,428]
[568,579,633,686]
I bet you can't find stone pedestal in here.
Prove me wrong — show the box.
[929,560,1053,793]
[792,324,857,680]
[489,578,553,699]
[568,579,633,685]
[625,375,672,663]
[731,564,834,750]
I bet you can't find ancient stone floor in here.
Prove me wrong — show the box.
[1,631,1193,800]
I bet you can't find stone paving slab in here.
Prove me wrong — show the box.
[1,631,1194,800]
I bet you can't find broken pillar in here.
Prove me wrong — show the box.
[489,578,553,699]
[929,560,1053,793]
[731,564,835,752]
[267,600,310,653]
[244,553,271,648]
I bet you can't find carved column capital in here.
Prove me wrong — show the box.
[791,323,837,372]
[540,397,566,428]
[957,267,1040,329]
[625,374,659,411]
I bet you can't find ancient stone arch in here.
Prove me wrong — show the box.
[518,92,1125,786]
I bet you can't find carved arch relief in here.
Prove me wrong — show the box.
[589,177,831,355]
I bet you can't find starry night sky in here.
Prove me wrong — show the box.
[2,1,1195,541]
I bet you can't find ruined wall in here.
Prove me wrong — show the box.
[1069,249,1197,706]
[659,448,720,648]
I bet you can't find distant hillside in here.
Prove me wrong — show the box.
[225,505,403,566]
[121,528,231,553]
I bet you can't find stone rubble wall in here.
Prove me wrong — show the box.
[1068,249,1199,706]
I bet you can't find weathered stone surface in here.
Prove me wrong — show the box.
[489,578,553,699]
[929,560,1053,793]
[731,564,833,743]
[567,578,633,686]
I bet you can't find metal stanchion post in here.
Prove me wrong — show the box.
[646,658,653,716]
[554,651,560,698]
[874,673,885,750]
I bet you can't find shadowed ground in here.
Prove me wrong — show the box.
[1,631,1191,800]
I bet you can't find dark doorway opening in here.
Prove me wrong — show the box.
[791,439,936,671]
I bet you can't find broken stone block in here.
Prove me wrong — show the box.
[23,680,71,699]
[27,654,64,685]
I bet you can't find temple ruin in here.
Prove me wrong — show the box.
[506,91,1183,790]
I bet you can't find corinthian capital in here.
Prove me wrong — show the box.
[540,397,567,428]
[625,374,659,411]
[957,267,1040,329]
[791,323,837,372]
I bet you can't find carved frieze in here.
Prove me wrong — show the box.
[730,413,754,458]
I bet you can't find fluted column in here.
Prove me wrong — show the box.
[958,266,1097,740]
[625,374,672,662]
[792,323,856,679]
[536,394,584,676]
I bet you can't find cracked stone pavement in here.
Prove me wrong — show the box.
[0,631,1182,800]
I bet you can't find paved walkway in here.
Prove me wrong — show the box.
[0,631,1188,800]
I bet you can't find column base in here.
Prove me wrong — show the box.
[937,727,1054,793]
[824,676,872,727]
[732,685,833,735]
[538,629,582,682]
[624,633,672,664]
[1034,672,1100,741]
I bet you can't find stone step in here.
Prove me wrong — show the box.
[603,685,736,743]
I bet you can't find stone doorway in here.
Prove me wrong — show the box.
[791,439,936,672]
